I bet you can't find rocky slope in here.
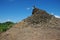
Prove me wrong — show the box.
[0,7,60,40]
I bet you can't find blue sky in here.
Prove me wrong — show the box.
[0,0,60,23]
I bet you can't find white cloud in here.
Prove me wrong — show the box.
[54,15,60,18]
[51,13,60,18]
[6,19,11,21]
[27,8,30,10]
[0,19,11,23]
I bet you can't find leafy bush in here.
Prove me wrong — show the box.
[0,21,15,32]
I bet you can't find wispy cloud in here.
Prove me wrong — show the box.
[51,13,60,18]
[6,19,11,21]
[0,19,11,23]
[26,7,30,10]
[54,15,60,18]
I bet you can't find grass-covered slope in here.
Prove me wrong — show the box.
[0,21,14,32]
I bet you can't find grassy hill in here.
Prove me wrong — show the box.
[0,21,15,32]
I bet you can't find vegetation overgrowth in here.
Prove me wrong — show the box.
[0,21,15,32]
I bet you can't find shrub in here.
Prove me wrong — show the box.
[0,21,15,32]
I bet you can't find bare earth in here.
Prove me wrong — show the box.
[0,19,60,40]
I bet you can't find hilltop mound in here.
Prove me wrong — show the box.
[0,7,60,40]
[24,8,53,24]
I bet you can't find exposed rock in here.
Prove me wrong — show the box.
[25,8,54,25]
